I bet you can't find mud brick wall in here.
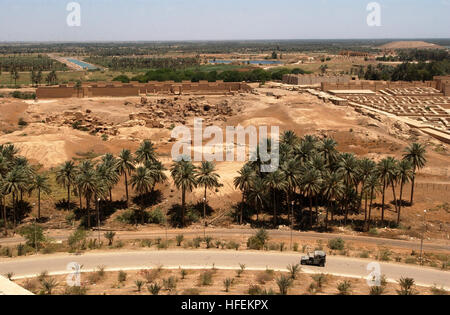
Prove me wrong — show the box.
[36,86,77,98]
[36,81,252,98]
[283,74,351,85]
[321,80,434,92]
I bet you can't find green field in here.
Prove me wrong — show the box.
[0,64,253,87]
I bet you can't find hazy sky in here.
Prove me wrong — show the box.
[0,0,449,42]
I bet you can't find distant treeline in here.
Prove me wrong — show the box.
[113,68,308,83]
[85,56,201,71]
[376,49,450,62]
[0,55,67,72]
[362,60,450,81]
[4,40,445,56]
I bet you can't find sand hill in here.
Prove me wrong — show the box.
[379,41,443,50]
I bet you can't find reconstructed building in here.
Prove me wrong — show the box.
[36,81,252,99]
[282,74,351,85]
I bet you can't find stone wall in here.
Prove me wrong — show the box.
[36,81,252,99]
[283,74,351,85]
[321,80,434,92]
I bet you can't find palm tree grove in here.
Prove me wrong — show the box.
[0,135,427,236]
[0,2,449,297]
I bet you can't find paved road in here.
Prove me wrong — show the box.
[1,228,449,252]
[1,250,448,290]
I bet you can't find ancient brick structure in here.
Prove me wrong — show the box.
[36,81,252,99]
[282,74,351,85]
[321,76,450,96]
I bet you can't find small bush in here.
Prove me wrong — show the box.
[397,277,417,295]
[162,276,177,292]
[337,280,352,295]
[287,264,301,280]
[311,273,328,292]
[328,238,345,250]
[276,274,293,295]
[199,271,214,286]
[223,278,234,292]
[370,286,385,295]
[430,285,448,295]
[148,283,162,295]
[248,284,263,295]
[118,270,127,283]
[104,231,116,246]
[64,286,88,295]
[176,234,184,246]
[247,229,269,250]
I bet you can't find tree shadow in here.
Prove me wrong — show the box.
[132,190,163,209]
[167,203,200,228]
[55,199,78,211]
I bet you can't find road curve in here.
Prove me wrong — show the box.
[1,228,449,252]
[1,250,448,290]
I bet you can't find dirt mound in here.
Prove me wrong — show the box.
[379,41,443,50]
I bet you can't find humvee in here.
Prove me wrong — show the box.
[300,251,326,267]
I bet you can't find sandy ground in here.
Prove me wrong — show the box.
[14,269,441,296]
[0,88,449,239]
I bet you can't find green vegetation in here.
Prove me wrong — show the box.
[328,238,345,250]
[86,56,200,71]
[0,55,67,72]
[362,59,450,81]
[114,67,306,84]
[233,132,426,230]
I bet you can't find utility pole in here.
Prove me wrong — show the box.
[203,197,206,239]
[290,201,295,250]
[97,198,101,244]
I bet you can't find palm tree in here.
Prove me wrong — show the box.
[116,149,135,207]
[281,130,299,148]
[263,170,287,226]
[403,143,427,205]
[31,174,51,219]
[56,161,76,211]
[3,167,27,232]
[77,167,98,228]
[144,160,167,192]
[248,176,266,222]
[358,158,376,211]
[323,171,344,229]
[15,156,35,201]
[338,153,359,224]
[135,140,158,164]
[0,144,19,162]
[300,168,322,228]
[233,165,254,224]
[196,161,221,227]
[280,159,301,222]
[170,158,197,227]
[130,166,154,225]
[0,179,8,236]
[397,160,414,225]
[365,174,381,230]
[98,154,119,202]
[377,158,397,222]
[320,138,338,165]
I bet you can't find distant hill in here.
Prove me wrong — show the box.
[379,41,444,50]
